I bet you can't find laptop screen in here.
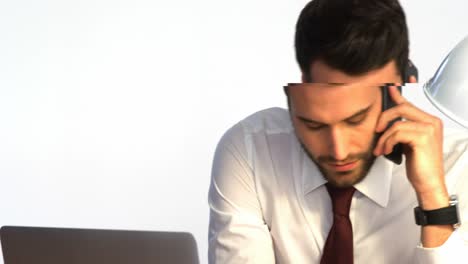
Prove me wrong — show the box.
[1,226,199,264]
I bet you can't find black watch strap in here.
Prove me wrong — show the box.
[414,204,459,226]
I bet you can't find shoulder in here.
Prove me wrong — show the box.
[240,107,293,133]
[218,107,293,146]
[442,127,468,192]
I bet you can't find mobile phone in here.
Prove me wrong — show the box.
[380,85,404,164]
[379,60,418,164]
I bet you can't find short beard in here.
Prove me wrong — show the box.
[299,134,379,188]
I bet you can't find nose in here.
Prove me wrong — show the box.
[327,126,349,161]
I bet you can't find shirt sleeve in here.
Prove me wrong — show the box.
[413,228,468,263]
[208,123,275,264]
[414,131,468,263]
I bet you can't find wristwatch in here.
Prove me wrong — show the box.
[414,195,461,228]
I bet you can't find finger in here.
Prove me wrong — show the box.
[388,85,406,105]
[382,129,415,155]
[374,121,429,155]
[375,103,440,132]
[375,129,417,156]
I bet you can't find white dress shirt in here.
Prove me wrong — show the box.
[208,107,468,263]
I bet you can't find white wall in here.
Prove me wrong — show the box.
[1,0,467,263]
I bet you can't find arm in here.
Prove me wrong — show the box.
[208,124,275,263]
[413,178,468,263]
[417,189,453,247]
[414,130,468,262]
[374,86,468,262]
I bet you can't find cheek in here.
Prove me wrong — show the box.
[352,118,381,150]
[351,126,376,149]
[293,124,321,154]
[301,131,325,150]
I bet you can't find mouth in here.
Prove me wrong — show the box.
[326,160,359,172]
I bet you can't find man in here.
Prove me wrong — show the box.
[208,0,468,263]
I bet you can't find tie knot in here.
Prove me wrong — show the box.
[326,183,355,217]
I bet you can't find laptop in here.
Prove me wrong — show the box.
[0,226,199,264]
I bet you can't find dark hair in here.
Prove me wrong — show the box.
[295,0,409,82]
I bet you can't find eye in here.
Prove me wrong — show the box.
[305,124,325,131]
[346,116,366,126]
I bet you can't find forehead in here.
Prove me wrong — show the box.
[289,84,379,107]
[288,84,381,124]
[288,59,397,123]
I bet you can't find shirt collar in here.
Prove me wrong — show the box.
[302,153,395,208]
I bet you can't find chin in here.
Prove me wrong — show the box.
[325,173,363,188]
[298,140,377,188]
[321,162,368,188]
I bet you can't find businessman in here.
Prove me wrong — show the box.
[208,0,468,263]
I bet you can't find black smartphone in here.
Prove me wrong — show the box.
[379,60,418,164]
[380,85,403,164]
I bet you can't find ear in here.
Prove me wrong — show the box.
[409,75,417,83]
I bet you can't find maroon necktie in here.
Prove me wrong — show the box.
[320,183,356,264]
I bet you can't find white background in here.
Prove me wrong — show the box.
[1,0,468,263]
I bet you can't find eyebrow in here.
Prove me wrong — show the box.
[296,104,373,126]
